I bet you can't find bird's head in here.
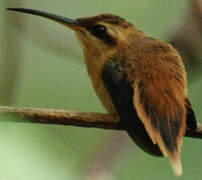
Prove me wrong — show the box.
[75,14,134,52]
[7,8,144,56]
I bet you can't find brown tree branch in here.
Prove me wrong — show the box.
[0,106,120,129]
[0,106,202,139]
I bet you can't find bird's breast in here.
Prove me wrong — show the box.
[83,50,118,116]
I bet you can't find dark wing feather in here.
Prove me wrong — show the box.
[101,59,162,156]
[185,98,197,131]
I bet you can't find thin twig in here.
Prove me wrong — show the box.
[0,106,201,139]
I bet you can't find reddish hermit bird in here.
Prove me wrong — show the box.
[7,8,198,175]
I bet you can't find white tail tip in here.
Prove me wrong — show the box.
[169,153,182,176]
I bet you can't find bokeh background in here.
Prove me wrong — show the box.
[0,0,202,179]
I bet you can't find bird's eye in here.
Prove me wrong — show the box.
[90,24,116,45]
[94,24,107,35]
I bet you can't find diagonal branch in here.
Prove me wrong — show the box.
[0,106,201,139]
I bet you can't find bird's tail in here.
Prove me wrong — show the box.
[134,82,186,176]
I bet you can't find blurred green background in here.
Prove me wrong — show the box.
[0,0,202,179]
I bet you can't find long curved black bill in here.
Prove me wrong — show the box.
[7,8,78,29]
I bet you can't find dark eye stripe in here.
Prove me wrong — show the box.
[88,24,116,45]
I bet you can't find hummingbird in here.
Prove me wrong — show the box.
[7,8,197,176]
